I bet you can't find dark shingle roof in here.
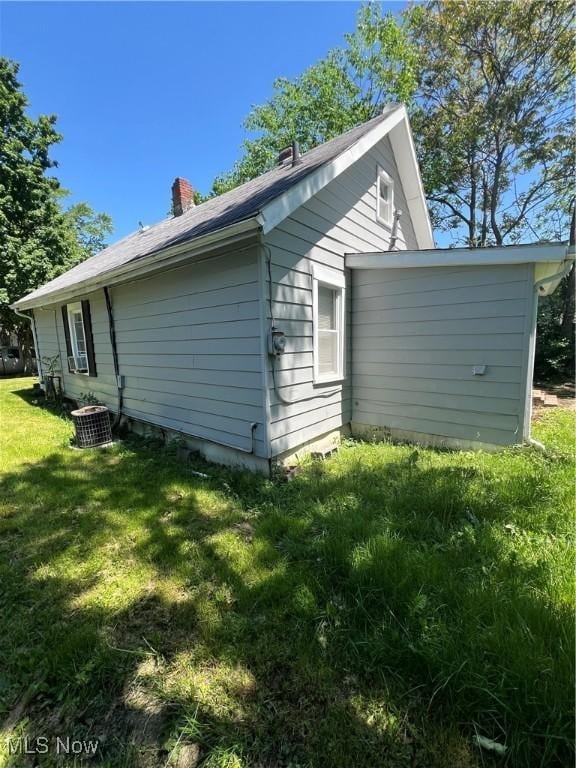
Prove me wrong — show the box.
[16,106,400,307]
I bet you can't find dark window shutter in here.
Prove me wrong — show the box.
[81,300,97,377]
[61,305,73,372]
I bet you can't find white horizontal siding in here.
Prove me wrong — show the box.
[113,281,257,319]
[32,247,267,457]
[115,338,260,356]
[353,264,530,290]
[355,362,524,384]
[351,263,535,447]
[264,135,420,457]
[33,308,60,362]
[354,348,524,366]
[112,247,266,455]
[113,366,261,390]
[114,302,259,332]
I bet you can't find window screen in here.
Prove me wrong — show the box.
[67,303,88,372]
[317,285,338,377]
[314,280,345,382]
[71,310,87,356]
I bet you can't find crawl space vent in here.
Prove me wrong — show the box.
[71,405,112,448]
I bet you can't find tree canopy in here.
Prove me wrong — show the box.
[64,203,112,261]
[209,1,575,378]
[0,57,112,339]
[212,5,419,195]
[409,0,575,246]
[212,2,575,247]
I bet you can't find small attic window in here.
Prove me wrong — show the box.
[376,167,394,227]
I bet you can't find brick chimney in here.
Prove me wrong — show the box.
[172,177,194,216]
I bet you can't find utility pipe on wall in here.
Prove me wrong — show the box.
[387,209,403,251]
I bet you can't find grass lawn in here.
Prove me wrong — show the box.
[0,377,574,768]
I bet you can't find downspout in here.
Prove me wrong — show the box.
[526,254,575,452]
[13,307,43,382]
[103,287,123,428]
[388,209,403,251]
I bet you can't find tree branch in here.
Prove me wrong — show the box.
[428,196,472,228]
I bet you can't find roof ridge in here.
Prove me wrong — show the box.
[14,106,403,308]
[110,107,399,242]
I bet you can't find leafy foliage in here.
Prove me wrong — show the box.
[535,276,575,380]
[64,203,112,260]
[0,58,112,343]
[213,1,574,247]
[211,1,575,378]
[408,0,575,246]
[212,5,418,195]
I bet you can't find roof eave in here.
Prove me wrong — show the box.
[12,216,262,311]
[345,242,573,270]
[388,113,434,249]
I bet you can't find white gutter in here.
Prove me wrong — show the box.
[534,245,576,295]
[12,217,261,311]
[345,242,571,270]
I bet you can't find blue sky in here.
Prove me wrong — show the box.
[0,1,406,241]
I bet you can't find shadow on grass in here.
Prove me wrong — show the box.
[0,387,573,767]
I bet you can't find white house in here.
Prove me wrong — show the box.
[13,105,573,473]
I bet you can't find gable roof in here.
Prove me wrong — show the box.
[14,104,433,310]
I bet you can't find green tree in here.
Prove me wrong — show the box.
[0,58,112,358]
[212,5,418,195]
[407,0,575,246]
[212,2,574,377]
[64,202,113,259]
[215,1,574,246]
[408,0,575,378]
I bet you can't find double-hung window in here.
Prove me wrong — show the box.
[376,166,394,227]
[67,303,88,373]
[62,301,96,376]
[312,264,345,384]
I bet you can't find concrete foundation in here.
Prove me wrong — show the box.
[116,413,270,475]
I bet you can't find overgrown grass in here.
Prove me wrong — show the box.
[0,378,573,767]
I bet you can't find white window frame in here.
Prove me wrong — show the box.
[376,166,394,228]
[312,263,345,384]
[67,302,89,374]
